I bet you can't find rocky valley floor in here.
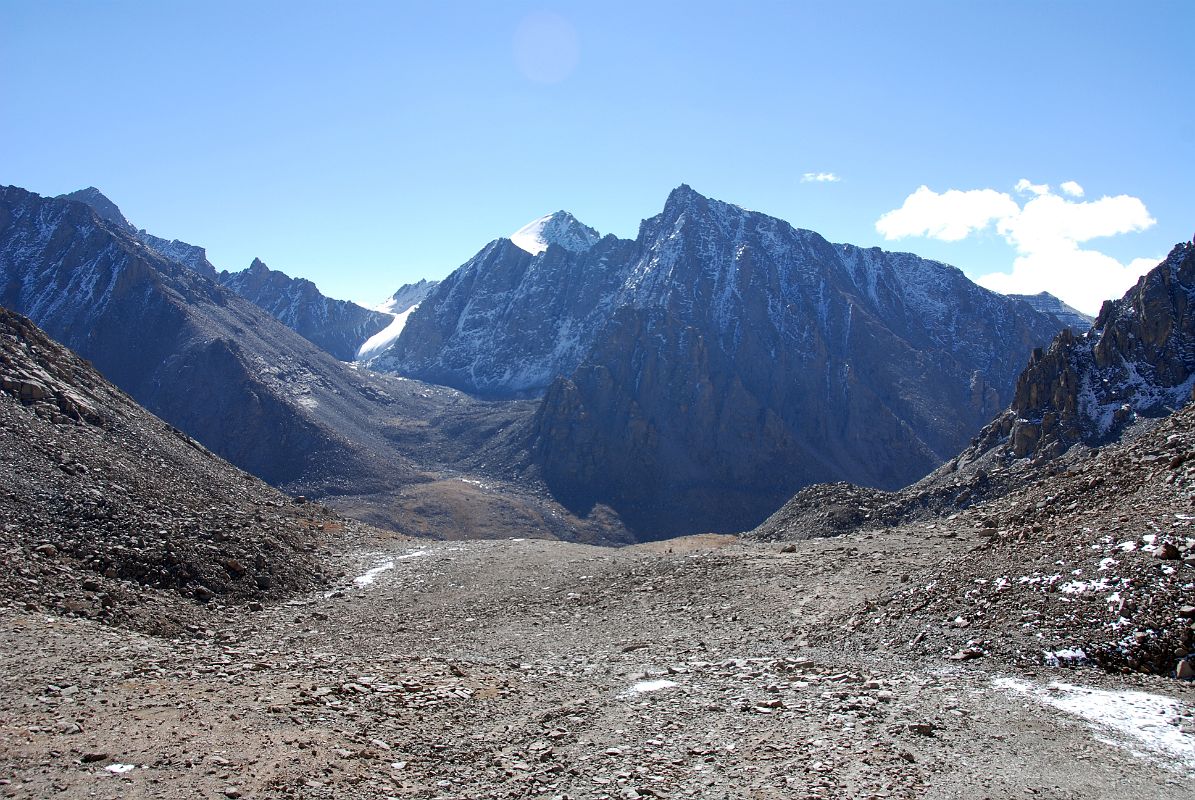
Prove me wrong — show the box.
[2,523,1193,800]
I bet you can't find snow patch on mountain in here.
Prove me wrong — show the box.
[510,211,601,256]
[357,303,421,361]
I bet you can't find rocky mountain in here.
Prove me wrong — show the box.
[0,184,632,544]
[61,187,388,360]
[369,213,631,395]
[1008,291,1093,333]
[526,186,1069,536]
[218,258,391,361]
[0,185,412,494]
[963,241,1195,463]
[0,306,342,633]
[59,187,220,279]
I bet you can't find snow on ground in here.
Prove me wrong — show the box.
[356,303,420,361]
[350,549,428,589]
[353,561,394,588]
[994,677,1195,772]
[621,679,679,697]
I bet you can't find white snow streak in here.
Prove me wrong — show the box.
[356,303,420,361]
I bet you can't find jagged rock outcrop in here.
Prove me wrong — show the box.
[521,186,1068,537]
[0,306,340,632]
[218,258,391,360]
[965,242,1195,462]
[1008,291,1093,333]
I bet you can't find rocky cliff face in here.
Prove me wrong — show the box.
[966,242,1195,462]
[218,258,391,361]
[527,186,1069,537]
[1008,292,1093,333]
[0,185,412,493]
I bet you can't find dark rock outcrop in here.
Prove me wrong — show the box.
[218,258,391,360]
[60,186,221,279]
[966,242,1195,463]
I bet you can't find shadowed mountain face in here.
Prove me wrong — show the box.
[218,258,391,361]
[374,185,1068,537]
[965,241,1195,463]
[529,187,1068,536]
[0,185,409,492]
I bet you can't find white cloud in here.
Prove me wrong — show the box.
[1060,180,1085,198]
[876,180,1157,315]
[801,172,841,183]
[1015,179,1051,196]
[875,185,1019,242]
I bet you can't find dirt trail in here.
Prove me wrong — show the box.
[2,525,1193,799]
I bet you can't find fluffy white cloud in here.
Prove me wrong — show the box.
[875,185,1019,242]
[801,172,841,183]
[876,179,1157,315]
[1060,180,1085,198]
[1015,179,1050,196]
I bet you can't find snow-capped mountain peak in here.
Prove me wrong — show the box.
[509,211,600,256]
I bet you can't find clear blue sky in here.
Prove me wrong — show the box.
[3,1,1192,310]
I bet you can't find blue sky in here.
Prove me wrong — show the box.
[3,1,1192,312]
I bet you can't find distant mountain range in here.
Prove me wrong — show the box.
[218,258,391,361]
[1,185,407,492]
[372,185,1075,535]
[7,180,1156,541]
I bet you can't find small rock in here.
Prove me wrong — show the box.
[1155,543,1181,560]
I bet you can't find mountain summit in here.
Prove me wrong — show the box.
[509,211,601,255]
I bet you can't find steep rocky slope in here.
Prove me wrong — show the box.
[756,243,1195,543]
[527,186,1068,537]
[219,258,391,360]
[0,185,411,493]
[0,306,342,634]
[62,187,390,360]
